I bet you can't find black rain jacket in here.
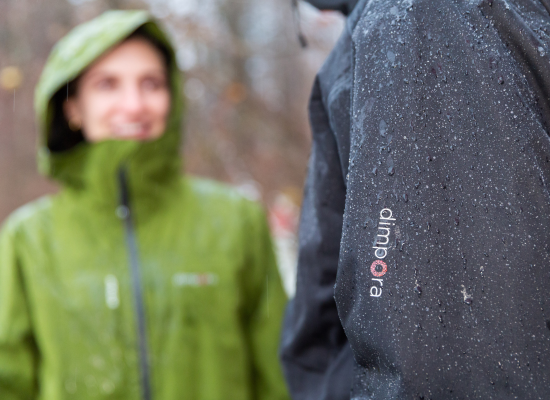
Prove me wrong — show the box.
[281,0,550,399]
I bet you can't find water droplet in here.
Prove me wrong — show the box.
[387,50,396,63]
[414,284,423,296]
[538,46,546,56]
[461,285,473,305]
[65,379,77,394]
[116,206,129,219]
[379,119,387,137]
[372,167,378,175]
[497,76,504,85]
[387,155,394,176]
[101,380,115,394]
[454,217,460,226]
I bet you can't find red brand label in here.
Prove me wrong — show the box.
[370,260,388,277]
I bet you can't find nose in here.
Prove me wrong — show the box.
[120,83,146,116]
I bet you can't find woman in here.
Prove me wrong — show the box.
[0,10,289,400]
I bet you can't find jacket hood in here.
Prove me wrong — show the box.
[34,10,183,212]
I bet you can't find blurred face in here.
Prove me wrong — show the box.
[63,37,170,142]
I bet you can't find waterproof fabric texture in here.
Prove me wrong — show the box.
[0,10,289,400]
[281,0,550,399]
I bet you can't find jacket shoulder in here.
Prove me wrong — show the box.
[0,196,54,238]
[184,176,263,212]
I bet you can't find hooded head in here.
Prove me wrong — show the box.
[35,10,183,209]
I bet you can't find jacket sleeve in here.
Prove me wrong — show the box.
[280,78,354,400]
[0,221,39,400]
[241,203,290,400]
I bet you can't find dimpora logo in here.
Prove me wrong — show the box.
[370,208,395,297]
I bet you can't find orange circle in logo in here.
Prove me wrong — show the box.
[370,260,388,277]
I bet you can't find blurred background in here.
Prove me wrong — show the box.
[0,0,344,295]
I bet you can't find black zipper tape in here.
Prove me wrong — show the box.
[118,167,152,400]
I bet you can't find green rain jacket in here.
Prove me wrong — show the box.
[0,11,289,400]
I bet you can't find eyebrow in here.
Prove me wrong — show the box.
[82,68,167,82]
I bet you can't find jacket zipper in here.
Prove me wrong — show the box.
[117,168,152,400]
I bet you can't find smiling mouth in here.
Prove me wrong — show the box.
[112,122,151,139]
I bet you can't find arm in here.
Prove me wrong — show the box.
[280,78,354,400]
[241,203,290,400]
[0,222,39,400]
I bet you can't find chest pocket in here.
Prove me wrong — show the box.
[170,271,227,327]
[172,272,219,288]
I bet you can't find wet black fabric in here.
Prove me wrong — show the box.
[304,0,360,15]
[281,0,550,399]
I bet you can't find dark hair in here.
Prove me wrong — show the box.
[48,26,172,152]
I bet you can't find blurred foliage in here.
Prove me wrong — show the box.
[0,66,23,90]
[0,0,343,222]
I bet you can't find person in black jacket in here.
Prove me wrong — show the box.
[281,0,550,399]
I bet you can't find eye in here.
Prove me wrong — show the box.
[95,77,116,90]
[142,76,167,91]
